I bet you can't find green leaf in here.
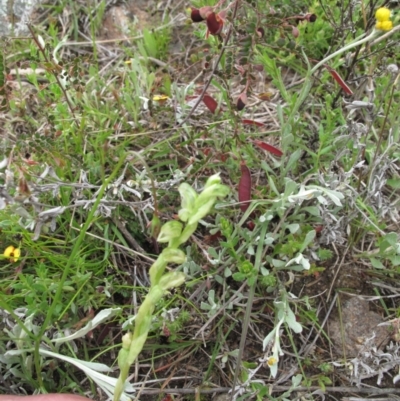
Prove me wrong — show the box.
[278,302,302,333]
[387,178,400,189]
[292,374,302,387]
[390,255,400,266]
[143,29,159,58]
[268,175,279,196]
[370,257,385,269]
[207,247,219,259]
[302,206,320,216]
[285,149,302,173]
[232,272,246,281]
[300,229,316,253]
[286,224,300,234]
[283,178,298,197]
[385,232,398,246]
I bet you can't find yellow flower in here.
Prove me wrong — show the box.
[267,356,277,366]
[375,7,393,31]
[375,7,391,22]
[152,95,169,102]
[4,246,21,263]
[376,20,393,31]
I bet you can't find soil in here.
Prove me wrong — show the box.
[99,0,154,40]
[328,296,389,358]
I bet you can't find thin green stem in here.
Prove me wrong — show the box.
[230,221,268,400]
[281,29,379,140]
[367,72,400,187]
[27,25,79,127]
[310,30,376,74]
[33,153,127,388]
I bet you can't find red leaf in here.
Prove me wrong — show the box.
[202,94,218,114]
[238,162,251,212]
[242,119,264,127]
[325,66,353,95]
[254,140,283,157]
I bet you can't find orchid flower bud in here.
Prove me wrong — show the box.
[158,271,186,291]
[149,248,185,286]
[188,198,216,225]
[178,183,198,222]
[157,221,183,243]
[117,333,132,370]
[161,248,186,264]
[204,173,222,188]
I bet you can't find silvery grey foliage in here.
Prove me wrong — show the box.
[32,206,66,240]
[315,172,351,245]
[314,115,400,245]
[364,135,400,223]
[332,120,369,150]
[349,341,400,386]
[0,161,176,240]
[317,207,347,245]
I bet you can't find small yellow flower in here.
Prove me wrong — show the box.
[376,20,393,31]
[152,94,169,105]
[4,246,21,263]
[375,7,391,22]
[152,95,169,102]
[375,7,393,31]
[267,356,277,366]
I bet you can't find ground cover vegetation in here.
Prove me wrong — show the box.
[1,0,400,400]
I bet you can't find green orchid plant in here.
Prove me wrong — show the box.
[113,173,230,401]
